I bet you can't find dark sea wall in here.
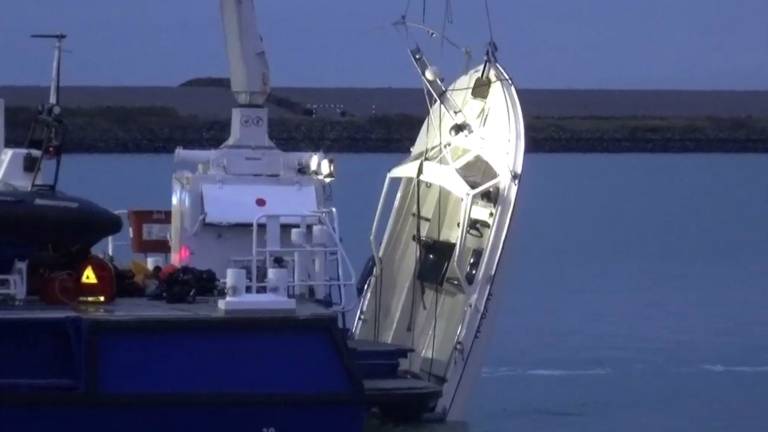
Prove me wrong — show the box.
[4,106,767,153]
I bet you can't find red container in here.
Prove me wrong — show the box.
[127,210,171,254]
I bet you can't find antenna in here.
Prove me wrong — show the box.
[26,33,68,192]
[484,0,495,43]
[30,33,67,107]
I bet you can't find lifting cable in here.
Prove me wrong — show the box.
[428,85,446,380]
[484,0,496,48]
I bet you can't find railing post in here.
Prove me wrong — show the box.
[248,212,356,316]
[252,216,259,292]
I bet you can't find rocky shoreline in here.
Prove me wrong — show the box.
[4,106,767,153]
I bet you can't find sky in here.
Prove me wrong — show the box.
[0,0,766,89]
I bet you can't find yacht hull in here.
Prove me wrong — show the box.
[354,61,525,420]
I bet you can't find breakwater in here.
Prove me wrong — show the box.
[4,106,767,153]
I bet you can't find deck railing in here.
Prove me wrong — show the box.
[230,209,356,315]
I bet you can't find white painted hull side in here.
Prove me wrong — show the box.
[355,61,525,420]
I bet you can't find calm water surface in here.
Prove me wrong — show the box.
[60,153,768,431]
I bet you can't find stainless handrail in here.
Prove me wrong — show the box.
[249,210,356,313]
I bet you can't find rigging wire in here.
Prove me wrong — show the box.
[406,26,448,355]
[407,85,434,333]
[395,0,474,72]
[402,0,412,18]
[400,0,413,38]
[417,83,440,312]
[374,255,382,341]
[440,0,454,51]
[392,19,473,73]
[484,0,496,46]
[428,88,446,380]
[411,65,448,379]
[393,21,467,54]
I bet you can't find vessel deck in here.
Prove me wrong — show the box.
[0,297,336,321]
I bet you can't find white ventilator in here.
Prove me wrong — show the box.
[354,47,526,420]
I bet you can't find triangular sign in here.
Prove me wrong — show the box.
[81,265,99,284]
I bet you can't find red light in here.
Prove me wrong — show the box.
[255,198,267,207]
[179,245,191,263]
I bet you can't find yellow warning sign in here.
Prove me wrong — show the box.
[81,266,99,284]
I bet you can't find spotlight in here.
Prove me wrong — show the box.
[309,153,320,174]
[320,158,335,182]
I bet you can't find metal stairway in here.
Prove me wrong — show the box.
[348,339,442,420]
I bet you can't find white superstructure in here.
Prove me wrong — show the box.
[169,0,354,313]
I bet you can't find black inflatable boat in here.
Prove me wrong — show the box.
[0,188,122,249]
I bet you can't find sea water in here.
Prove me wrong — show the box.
[59,153,768,431]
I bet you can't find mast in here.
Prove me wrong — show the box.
[30,33,67,108]
[26,33,68,191]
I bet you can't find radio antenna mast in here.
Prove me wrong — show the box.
[30,33,67,107]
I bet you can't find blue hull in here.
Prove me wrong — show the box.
[0,300,366,432]
[1,405,365,432]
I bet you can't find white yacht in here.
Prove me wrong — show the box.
[354,43,526,419]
